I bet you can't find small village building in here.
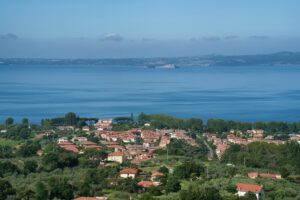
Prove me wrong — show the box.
[151,171,165,181]
[248,172,259,179]
[236,183,264,200]
[120,168,138,178]
[56,126,74,131]
[72,136,88,143]
[107,151,125,163]
[82,126,90,132]
[57,137,69,144]
[60,144,79,153]
[138,181,160,188]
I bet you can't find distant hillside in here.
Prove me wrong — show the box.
[1,52,300,67]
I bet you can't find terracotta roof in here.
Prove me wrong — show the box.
[60,145,79,153]
[259,173,280,179]
[84,145,101,149]
[236,183,263,193]
[248,172,258,178]
[120,168,137,174]
[151,171,165,177]
[138,181,156,188]
[58,141,73,146]
[82,141,97,146]
[108,151,124,157]
[102,141,118,145]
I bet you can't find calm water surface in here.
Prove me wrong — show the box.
[0,64,300,123]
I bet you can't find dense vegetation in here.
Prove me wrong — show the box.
[0,113,300,199]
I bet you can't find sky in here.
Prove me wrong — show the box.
[0,0,300,58]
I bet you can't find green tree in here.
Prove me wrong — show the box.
[165,176,181,193]
[17,141,41,157]
[48,177,74,200]
[64,112,77,126]
[22,118,29,126]
[5,117,14,127]
[23,160,38,175]
[35,181,48,200]
[0,179,15,200]
[180,184,221,200]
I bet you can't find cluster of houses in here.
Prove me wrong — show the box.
[203,129,287,159]
[57,137,101,154]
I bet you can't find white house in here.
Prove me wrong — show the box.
[107,151,125,163]
[120,168,138,178]
[236,183,264,200]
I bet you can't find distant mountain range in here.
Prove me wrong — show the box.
[1,52,300,67]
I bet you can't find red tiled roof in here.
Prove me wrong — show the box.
[108,151,124,157]
[84,145,101,149]
[60,145,79,153]
[120,168,137,174]
[248,172,258,178]
[152,171,164,177]
[236,183,263,193]
[138,181,156,188]
[259,173,280,179]
[58,141,73,146]
[82,141,97,146]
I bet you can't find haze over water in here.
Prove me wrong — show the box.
[0,64,300,123]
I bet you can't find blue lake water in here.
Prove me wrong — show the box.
[0,64,300,123]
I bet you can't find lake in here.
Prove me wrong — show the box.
[0,64,300,123]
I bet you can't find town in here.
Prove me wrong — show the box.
[0,112,300,200]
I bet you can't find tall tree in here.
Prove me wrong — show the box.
[64,112,77,126]
[0,179,15,200]
[5,117,14,127]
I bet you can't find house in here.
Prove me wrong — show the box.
[0,129,7,134]
[151,171,165,181]
[57,137,69,144]
[72,136,88,143]
[247,129,264,138]
[82,126,90,132]
[107,151,125,163]
[95,119,113,130]
[236,183,264,200]
[248,172,259,179]
[84,145,102,150]
[138,181,160,188]
[120,168,138,178]
[57,126,74,131]
[60,145,79,153]
[259,173,282,179]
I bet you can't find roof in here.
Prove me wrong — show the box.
[82,141,97,146]
[236,183,263,193]
[248,172,258,178]
[108,151,124,157]
[58,141,73,145]
[259,173,280,179]
[60,145,79,153]
[138,181,156,188]
[120,168,138,174]
[84,145,101,149]
[151,171,165,177]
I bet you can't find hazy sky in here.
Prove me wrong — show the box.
[0,0,300,58]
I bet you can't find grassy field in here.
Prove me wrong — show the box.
[0,139,19,147]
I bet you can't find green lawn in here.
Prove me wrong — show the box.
[0,139,19,147]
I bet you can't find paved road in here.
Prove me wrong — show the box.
[203,139,214,160]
